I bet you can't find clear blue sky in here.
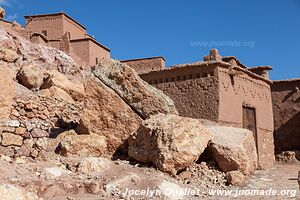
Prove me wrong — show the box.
[1,0,300,80]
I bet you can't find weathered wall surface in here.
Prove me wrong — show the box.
[141,65,219,121]
[88,40,110,66]
[122,57,165,74]
[62,15,86,40]
[271,79,300,153]
[26,15,64,39]
[70,40,90,64]
[218,67,274,169]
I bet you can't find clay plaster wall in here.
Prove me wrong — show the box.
[122,57,165,74]
[26,15,64,39]
[218,67,274,168]
[271,80,300,153]
[88,40,110,66]
[62,15,86,40]
[141,65,219,121]
[70,40,90,64]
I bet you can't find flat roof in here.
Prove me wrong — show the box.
[273,78,300,83]
[24,12,86,30]
[248,66,273,71]
[70,37,110,52]
[121,56,166,62]
[146,60,272,84]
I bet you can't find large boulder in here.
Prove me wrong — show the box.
[207,126,258,175]
[128,114,213,175]
[58,133,107,157]
[0,48,19,63]
[94,59,178,119]
[40,70,85,101]
[0,65,15,121]
[78,76,142,153]
[17,64,45,90]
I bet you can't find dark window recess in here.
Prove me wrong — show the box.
[96,58,99,64]
[230,74,235,85]
[68,32,71,39]
[42,30,47,37]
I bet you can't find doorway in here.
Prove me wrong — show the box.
[243,107,258,155]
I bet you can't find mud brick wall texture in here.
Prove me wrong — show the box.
[122,57,165,75]
[141,65,219,121]
[271,79,300,153]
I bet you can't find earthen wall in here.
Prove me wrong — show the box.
[218,67,274,168]
[141,65,219,121]
[271,79,300,153]
[62,15,86,39]
[122,57,165,74]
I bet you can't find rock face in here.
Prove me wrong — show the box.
[207,126,258,175]
[0,66,15,121]
[41,70,85,101]
[0,7,5,20]
[37,86,75,103]
[58,133,107,157]
[94,59,178,119]
[0,48,19,62]
[128,114,213,175]
[226,170,248,186]
[77,157,112,175]
[17,65,45,90]
[78,76,142,153]
[0,184,40,200]
[1,132,23,146]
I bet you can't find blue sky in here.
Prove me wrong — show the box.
[1,0,299,80]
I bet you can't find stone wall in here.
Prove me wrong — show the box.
[122,57,165,74]
[271,79,300,153]
[0,94,82,158]
[141,64,219,121]
[218,67,274,169]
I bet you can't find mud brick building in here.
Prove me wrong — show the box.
[0,12,111,66]
[138,49,275,169]
[24,12,110,66]
[121,57,165,74]
[271,79,300,153]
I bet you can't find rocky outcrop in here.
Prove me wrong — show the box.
[41,70,85,101]
[37,86,75,103]
[0,66,15,121]
[17,64,45,90]
[0,7,5,20]
[94,59,178,119]
[78,76,142,153]
[0,48,19,62]
[58,133,107,157]
[0,184,40,200]
[226,170,248,186]
[128,114,212,175]
[207,126,258,175]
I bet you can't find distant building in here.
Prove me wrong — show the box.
[0,12,110,66]
[20,12,110,66]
